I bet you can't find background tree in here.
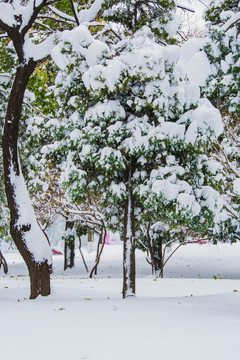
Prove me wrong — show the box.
[200,0,240,231]
[0,0,105,299]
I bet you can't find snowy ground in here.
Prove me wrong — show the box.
[1,242,240,360]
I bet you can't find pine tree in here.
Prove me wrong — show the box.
[49,17,230,296]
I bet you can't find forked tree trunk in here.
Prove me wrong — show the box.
[2,60,52,299]
[64,221,75,270]
[122,193,136,298]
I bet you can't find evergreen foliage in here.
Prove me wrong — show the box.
[102,0,180,42]
[48,24,231,247]
[203,0,240,117]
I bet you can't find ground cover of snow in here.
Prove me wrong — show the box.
[1,242,240,360]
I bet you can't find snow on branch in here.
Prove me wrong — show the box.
[61,201,106,235]
[221,13,240,32]
[175,0,195,13]
[24,33,57,61]
[0,1,62,35]
[78,0,104,24]
[48,5,75,23]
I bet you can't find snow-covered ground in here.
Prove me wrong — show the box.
[1,242,240,360]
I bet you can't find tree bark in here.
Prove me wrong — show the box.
[0,249,8,274]
[29,260,51,299]
[87,227,93,253]
[64,221,75,270]
[2,60,52,299]
[152,238,163,276]
[122,193,136,298]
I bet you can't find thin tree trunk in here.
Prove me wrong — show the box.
[152,238,163,275]
[0,250,8,274]
[78,234,89,273]
[2,61,52,299]
[64,221,75,270]
[122,193,136,298]
[87,228,93,253]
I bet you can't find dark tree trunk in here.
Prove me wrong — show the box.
[152,238,163,276]
[122,193,136,298]
[29,260,51,299]
[89,228,106,278]
[87,227,93,252]
[64,221,75,270]
[0,250,8,274]
[2,60,52,299]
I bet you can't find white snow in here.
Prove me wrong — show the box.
[1,243,240,360]
[78,0,105,24]
[180,38,205,62]
[85,40,110,67]
[0,3,16,27]
[221,12,240,31]
[187,51,213,87]
[233,178,240,196]
[164,12,181,36]
[9,163,52,264]
[184,98,223,144]
[24,34,56,62]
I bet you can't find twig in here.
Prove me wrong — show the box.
[69,0,80,26]
[163,239,210,268]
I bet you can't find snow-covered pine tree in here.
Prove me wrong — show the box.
[46,1,181,296]
[49,12,229,296]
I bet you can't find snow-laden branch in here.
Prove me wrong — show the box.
[175,0,195,13]
[224,204,239,220]
[221,13,240,32]
[78,0,104,23]
[162,238,210,269]
[0,1,62,36]
[24,32,57,61]
[48,4,75,22]
[0,0,46,31]
[70,0,80,26]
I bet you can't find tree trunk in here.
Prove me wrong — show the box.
[2,60,52,299]
[122,193,136,298]
[29,260,51,299]
[64,221,75,270]
[0,250,8,274]
[152,238,163,276]
[87,228,93,253]
[64,241,75,270]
